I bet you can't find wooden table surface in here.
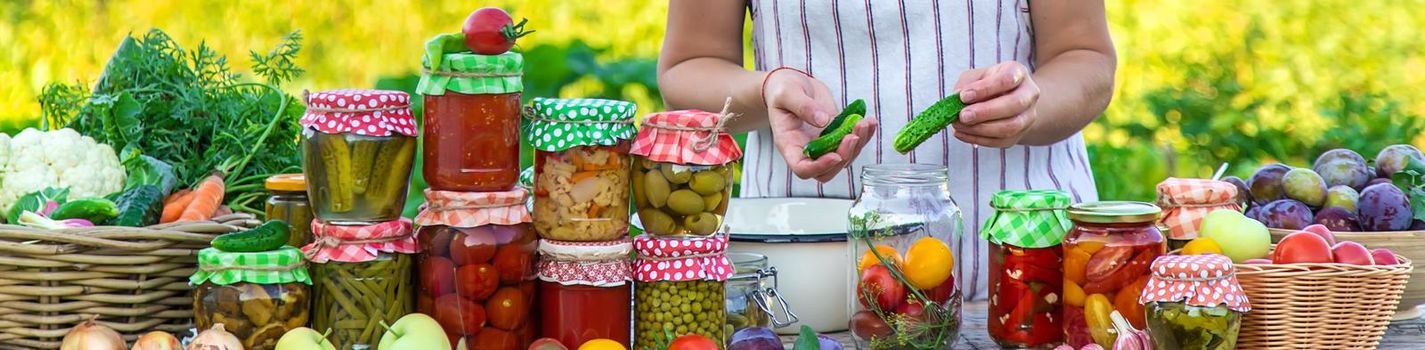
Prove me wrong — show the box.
[781,301,1425,349]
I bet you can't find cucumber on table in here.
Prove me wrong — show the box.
[49,198,119,223]
[107,185,165,227]
[212,220,292,252]
[804,114,864,159]
[894,93,966,154]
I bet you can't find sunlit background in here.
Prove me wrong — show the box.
[3,0,1424,201]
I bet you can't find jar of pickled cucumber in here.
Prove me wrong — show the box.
[419,49,523,192]
[1155,178,1242,250]
[302,219,418,350]
[413,188,539,349]
[526,98,638,242]
[1063,201,1165,348]
[630,110,743,238]
[300,89,418,225]
[633,234,733,348]
[265,174,313,247]
[981,190,1072,348]
[191,246,311,350]
[725,252,797,332]
[847,164,964,350]
[537,239,632,347]
[1141,254,1249,350]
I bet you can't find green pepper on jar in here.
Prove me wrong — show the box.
[629,109,742,238]
[1140,254,1250,350]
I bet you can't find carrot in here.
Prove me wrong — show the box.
[570,171,600,184]
[178,173,226,222]
[161,190,196,224]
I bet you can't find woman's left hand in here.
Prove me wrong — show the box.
[951,61,1041,148]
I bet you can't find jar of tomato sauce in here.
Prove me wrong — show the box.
[418,49,523,192]
[629,110,742,238]
[1063,201,1165,349]
[526,98,638,242]
[982,190,1072,349]
[537,239,632,347]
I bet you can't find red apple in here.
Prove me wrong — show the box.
[1331,241,1375,265]
[1272,231,1334,264]
[857,264,906,311]
[1242,258,1274,264]
[1302,224,1337,246]
[1372,248,1402,265]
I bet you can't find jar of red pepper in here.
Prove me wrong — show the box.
[536,239,632,347]
[981,190,1072,349]
[1062,201,1165,349]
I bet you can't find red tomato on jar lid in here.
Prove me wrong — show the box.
[461,7,533,55]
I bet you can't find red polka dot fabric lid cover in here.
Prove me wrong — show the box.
[1139,254,1251,312]
[301,89,417,137]
[633,234,733,282]
[629,110,743,166]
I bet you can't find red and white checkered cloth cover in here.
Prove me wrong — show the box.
[414,188,532,228]
[301,89,417,137]
[303,218,418,263]
[1140,254,1250,312]
[629,110,743,166]
[1155,177,1242,241]
[633,234,733,282]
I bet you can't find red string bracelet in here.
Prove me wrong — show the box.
[759,66,812,105]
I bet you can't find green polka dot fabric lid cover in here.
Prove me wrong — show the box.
[524,97,638,152]
[190,246,312,286]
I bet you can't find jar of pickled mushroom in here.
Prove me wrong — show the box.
[418,46,523,192]
[633,234,732,348]
[847,164,965,350]
[265,174,313,247]
[191,246,311,350]
[1155,178,1241,250]
[300,89,417,225]
[537,239,632,347]
[630,110,742,238]
[1062,201,1165,348]
[526,97,638,242]
[302,219,418,350]
[981,190,1072,349]
[725,252,797,332]
[414,188,538,349]
[1141,254,1248,350]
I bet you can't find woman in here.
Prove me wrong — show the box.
[657,1,1115,300]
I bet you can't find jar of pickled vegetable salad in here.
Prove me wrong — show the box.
[526,98,638,242]
[1141,254,1249,350]
[982,190,1072,349]
[1063,201,1165,349]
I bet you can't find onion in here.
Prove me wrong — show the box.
[60,317,127,350]
[187,323,242,350]
[132,331,182,350]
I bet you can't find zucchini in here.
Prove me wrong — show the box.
[212,220,292,252]
[49,198,119,223]
[821,99,866,137]
[804,114,864,159]
[894,93,966,154]
[107,185,165,227]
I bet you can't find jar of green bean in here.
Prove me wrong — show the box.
[302,218,419,350]
[633,234,733,347]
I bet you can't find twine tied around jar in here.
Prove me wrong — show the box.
[646,97,739,152]
[200,261,306,273]
[302,90,410,113]
[303,232,410,260]
[421,67,523,78]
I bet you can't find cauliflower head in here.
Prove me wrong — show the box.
[0,128,127,211]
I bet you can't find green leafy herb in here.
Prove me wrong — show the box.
[1391,156,1425,222]
[793,325,821,350]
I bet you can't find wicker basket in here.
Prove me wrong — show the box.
[0,214,259,349]
[1269,228,1425,315]
[1235,255,1413,349]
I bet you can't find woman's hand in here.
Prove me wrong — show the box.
[764,69,878,182]
[951,61,1042,148]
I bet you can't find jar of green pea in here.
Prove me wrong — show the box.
[633,234,732,347]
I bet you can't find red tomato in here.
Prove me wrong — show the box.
[849,310,893,341]
[418,295,434,315]
[486,287,528,330]
[461,7,532,55]
[451,230,498,266]
[667,334,720,350]
[420,256,457,297]
[493,243,534,283]
[1273,231,1334,264]
[893,299,925,319]
[857,264,907,311]
[433,294,486,335]
[456,263,500,301]
[423,227,457,258]
[471,327,520,350]
[926,273,957,304]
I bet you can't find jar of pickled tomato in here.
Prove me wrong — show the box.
[981,190,1072,348]
[1062,201,1165,348]
[418,47,523,192]
[526,98,638,242]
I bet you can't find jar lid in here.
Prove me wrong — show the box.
[633,234,734,282]
[300,89,417,137]
[1155,178,1243,240]
[302,218,418,263]
[524,98,638,152]
[537,239,632,286]
[417,48,524,96]
[981,190,1072,248]
[1140,254,1250,312]
[629,110,743,166]
[191,246,312,286]
[265,174,307,192]
[1068,201,1162,224]
[414,188,532,228]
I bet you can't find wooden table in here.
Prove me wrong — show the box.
[781,301,1425,349]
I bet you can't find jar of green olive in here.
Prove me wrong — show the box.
[629,110,742,238]
[633,234,732,347]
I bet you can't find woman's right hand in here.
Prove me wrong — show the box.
[763,69,878,182]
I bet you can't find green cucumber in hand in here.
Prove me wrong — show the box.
[804,114,864,159]
[894,93,966,153]
[821,99,866,137]
[212,220,292,252]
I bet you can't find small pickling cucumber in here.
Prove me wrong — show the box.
[894,93,966,154]
[49,198,119,224]
[804,114,864,159]
[821,99,867,137]
[211,220,292,252]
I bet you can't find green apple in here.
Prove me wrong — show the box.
[275,327,336,350]
[379,313,451,350]
[1199,209,1271,262]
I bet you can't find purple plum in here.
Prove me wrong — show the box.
[1222,176,1253,207]
[1375,144,1425,177]
[1249,164,1292,205]
[1368,177,1393,188]
[1283,168,1328,207]
[1314,206,1361,232]
[1359,183,1413,231]
[729,327,784,350]
[1257,199,1315,230]
[1315,159,1372,190]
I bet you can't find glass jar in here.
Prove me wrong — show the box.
[1141,254,1248,350]
[1062,201,1165,348]
[847,164,965,350]
[414,189,538,349]
[726,252,797,332]
[303,219,418,350]
[536,239,632,347]
[420,50,523,192]
[191,247,311,350]
[265,174,313,247]
[633,235,732,349]
[981,190,1071,349]
[629,110,743,239]
[528,98,638,242]
[300,89,417,225]
[1155,178,1242,250]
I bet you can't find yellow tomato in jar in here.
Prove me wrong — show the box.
[857,245,905,272]
[902,237,954,290]
[578,339,627,350]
